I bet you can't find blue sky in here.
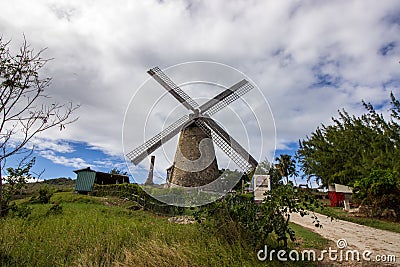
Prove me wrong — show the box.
[1,0,399,185]
[31,142,128,180]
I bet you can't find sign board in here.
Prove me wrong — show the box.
[253,175,271,202]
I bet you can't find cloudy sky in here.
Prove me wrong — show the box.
[1,0,399,183]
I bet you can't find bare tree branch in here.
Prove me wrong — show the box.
[0,36,79,215]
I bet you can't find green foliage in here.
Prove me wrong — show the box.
[1,158,34,216]
[91,184,186,215]
[45,203,63,216]
[289,223,331,249]
[297,93,400,187]
[275,154,298,184]
[8,203,32,218]
[353,169,400,219]
[195,183,323,249]
[317,206,400,233]
[30,185,53,204]
[0,191,329,266]
[109,167,128,176]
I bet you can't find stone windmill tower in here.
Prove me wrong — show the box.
[167,122,219,187]
[126,67,258,187]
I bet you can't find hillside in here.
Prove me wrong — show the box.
[1,192,329,266]
[13,178,75,200]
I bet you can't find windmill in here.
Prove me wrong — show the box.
[126,66,258,187]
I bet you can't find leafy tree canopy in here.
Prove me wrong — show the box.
[297,92,400,187]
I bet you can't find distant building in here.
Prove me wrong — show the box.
[253,175,271,203]
[328,183,353,210]
[74,167,129,194]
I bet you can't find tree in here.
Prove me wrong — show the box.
[353,169,400,220]
[297,93,400,187]
[1,157,34,216]
[275,154,297,184]
[109,167,128,176]
[0,37,78,215]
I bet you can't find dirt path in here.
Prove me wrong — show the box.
[290,212,400,263]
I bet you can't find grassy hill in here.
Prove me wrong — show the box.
[12,178,75,201]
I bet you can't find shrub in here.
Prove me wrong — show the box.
[8,203,32,218]
[46,203,63,216]
[91,184,186,215]
[0,159,34,216]
[195,184,323,249]
[30,185,53,204]
[353,169,400,220]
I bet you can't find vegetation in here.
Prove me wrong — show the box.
[91,184,187,215]
[317,206,400,233]
[297,93,400,186]
[109,167,129,176]
[0,192,329,266]
[0,37,78,216]
[297,93,400,219]
[289,223,331,249]
[195,180,323,249]
[353,169,400,218]
[0,159,34,216]
[11,177,74,202]
[29,185,53,204]
[275,154,297,184]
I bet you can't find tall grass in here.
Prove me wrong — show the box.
[1,194,259,266]
[0,193,327,266]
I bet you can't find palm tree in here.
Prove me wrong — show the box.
[275,154,297,184]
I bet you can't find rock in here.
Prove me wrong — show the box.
[168,216,196,224]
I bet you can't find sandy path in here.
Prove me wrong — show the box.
[290,212,400,263]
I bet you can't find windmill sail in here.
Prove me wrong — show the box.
[126,114,192,165]
[195,117,258,174]
[200,80,254,116]
[148,67,199,112]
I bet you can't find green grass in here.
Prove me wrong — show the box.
[317,206,400,233]
[0,192,330,266]
[289,223,331,249]
[12,178,75,201]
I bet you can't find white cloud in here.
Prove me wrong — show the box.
[1,0,399,176]
[30,138,75,153]
[38,150,92,169]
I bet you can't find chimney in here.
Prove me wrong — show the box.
[145,156,155,185]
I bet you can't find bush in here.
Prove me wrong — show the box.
[8,203,32,218]
[30,185,53,204]
[46,203,63,216]
[91,184,186,215]
[0,159,34,217]
[195,184,323,249]
[353,169,400,220]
